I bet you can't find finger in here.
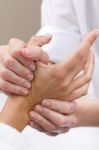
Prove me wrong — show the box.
[9,38,36,71]
[22,46,49,64]
[65,84,89,101]
[3,91,11,96]
[9,38,26,50]
[62,29,99,71]
[12,51,36,72]
[47,127,69,135]
[27,34,52,47]
[0,65,31,89]
[67,51,94,94]
[34,105,77,128]
[0,79,28,95]
[4,56,34,81]
[29,111,58,132]
[29,121,48,133]
[29,120,69,135]
[42,99,76,114]
[46,127,69,135]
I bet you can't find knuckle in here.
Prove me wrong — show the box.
[47,125,57,132]
[56,118,66,127]
[76,50,84,61]
[63,103,70,113]
[4,57,14,67]
[0,81,8,91]
[81,86,88,96]
[12,49,20,57]
[36,46,42,57]
[85,73,91,83]
[82,88,88,96]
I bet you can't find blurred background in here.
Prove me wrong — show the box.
[0,0,41,44]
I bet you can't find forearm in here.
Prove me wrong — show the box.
[75,99,99,127]
[0,91,33,132]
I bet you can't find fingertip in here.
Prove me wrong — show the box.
[42,100,50,107]
[29,63,36,71]
[20,88,29,95]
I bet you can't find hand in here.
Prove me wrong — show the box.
[29,100,77,136]
[0,35,51,95]
[29,30,96,107]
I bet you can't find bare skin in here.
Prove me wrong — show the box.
[0,30,97,132]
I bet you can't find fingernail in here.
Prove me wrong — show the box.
[35,105,43,112]
[29,64,36,71]
[27,74,33,81]
[24,82,31,89]
[29,121,34,127]
[31,112,37,119]
[21,89,28,95]
[42,100,50,106]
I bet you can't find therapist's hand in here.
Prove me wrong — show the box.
[0,35,51,95]
[29,100,76,136]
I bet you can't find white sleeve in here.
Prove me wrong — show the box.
[38,0,82,63]
[0,123,32,150]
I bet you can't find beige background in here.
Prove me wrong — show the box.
[0,0,41,44]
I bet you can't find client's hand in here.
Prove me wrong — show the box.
[29,30,95,108]
[29,48,94,135]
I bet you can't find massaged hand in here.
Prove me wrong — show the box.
[30,52,94,136]
[29,30,97,135]
[29,30,96,105]
[0,35,51,95]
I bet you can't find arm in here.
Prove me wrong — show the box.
[75,99,99,127]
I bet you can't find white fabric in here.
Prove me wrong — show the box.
[0,123,31,150]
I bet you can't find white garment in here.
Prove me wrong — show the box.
[0,123,31,150]
[32,0,99,150]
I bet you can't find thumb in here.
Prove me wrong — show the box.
[22,46,49,64]
[27,34,52,47]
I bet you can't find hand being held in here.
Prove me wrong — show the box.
[29,30,98,135]
[30,30,96,107]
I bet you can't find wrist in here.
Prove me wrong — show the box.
[75,99,99,127]
[0,92,33,132]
